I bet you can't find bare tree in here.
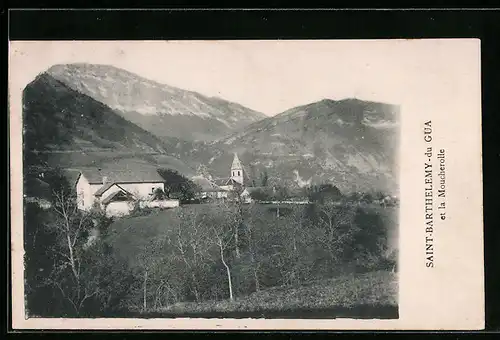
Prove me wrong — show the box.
[217,189,244,259]
[167,207,212,302]
[211,221,235,301]
[133,233,186,312]
[45,190,98,316]
[233,186,244,259]
[272,206,308,286]
[243,203,264,291]
[315,202,356,268]
[136,238,162,312]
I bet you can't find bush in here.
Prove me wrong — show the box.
[152,188,167,200]
[157,168,201,201]
[306,184,343,203]
[24,196,135,317]
[129,204,156,217]
[249,188,272,201]
[35,189,397,316]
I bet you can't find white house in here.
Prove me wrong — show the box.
[75,167,178,217]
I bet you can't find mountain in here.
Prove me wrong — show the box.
[23,66,400,195]
[198,98,400,194]
[22,73,195,176]
[46,64,267,142]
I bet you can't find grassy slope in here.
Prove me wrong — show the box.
[108,204,398,318]
[107,205,213,266]
[108,203,398,266]
[157,270,397,313]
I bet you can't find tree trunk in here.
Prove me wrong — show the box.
[234,204,243,258]
[191,272,200,302]
[253,264,260,292]
[66,230,79,281]
[143,270,148,312]
[234,226,240,258]
[249,250,260,292]
[220,246,233,301]
[154,282,164,310]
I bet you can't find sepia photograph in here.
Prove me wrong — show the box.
[17,40,399,320]
[9,39,483,330]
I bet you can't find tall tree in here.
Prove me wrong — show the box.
[168,208,213,302]
[44,190,99,316]
[210,215,235,302]
[224,184,245,258]
[24,201,59,316]
[157,168,201,202]
[307,183,343,204]
[314,202,357,273]
[260,170,269,187]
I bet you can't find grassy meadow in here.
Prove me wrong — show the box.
[105,201,398,318]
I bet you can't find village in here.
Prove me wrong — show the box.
[25,153,329,218]
[23,151,399,318]
[18,48,400,320]
[25,151,399,221]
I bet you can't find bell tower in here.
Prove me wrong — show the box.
[230,153,244,185]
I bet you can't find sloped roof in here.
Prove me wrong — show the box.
[101,190,135,205]
[80,167,165,185]
[191,176,223,192]
[94,182,129,197]
[213,178,227,186]
[231,153,243,170]
[62,169,82,187]
[213,177,240,187]
[79,169,103,184]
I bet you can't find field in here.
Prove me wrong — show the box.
[108,203,398,267]
[107,204,216,264]
[139,270,398,319]
[103,201,398,318]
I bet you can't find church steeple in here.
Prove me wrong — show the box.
[230,153,244,185]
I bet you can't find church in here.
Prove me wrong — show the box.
[216,153,244,190]
[196,153,253,202]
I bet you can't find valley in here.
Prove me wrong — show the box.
[22,61,400,319]
[24,63,400,196]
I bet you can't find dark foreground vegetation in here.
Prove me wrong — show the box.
[23,168,398,319]
[136,271,397,319]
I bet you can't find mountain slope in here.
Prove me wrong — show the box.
[46,64,267,142]
[23,68,400,194]
[199,98,400,194]
[22,73,195,176]
[23,73,171,153]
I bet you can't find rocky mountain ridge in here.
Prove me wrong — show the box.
[47,64,267,141]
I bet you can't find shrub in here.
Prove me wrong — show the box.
[249,188,272,202]
[157,168,201,202]
[306,184,343,204]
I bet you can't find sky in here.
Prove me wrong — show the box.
[9,39,478,116]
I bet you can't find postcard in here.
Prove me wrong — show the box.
[9,39,484,330]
